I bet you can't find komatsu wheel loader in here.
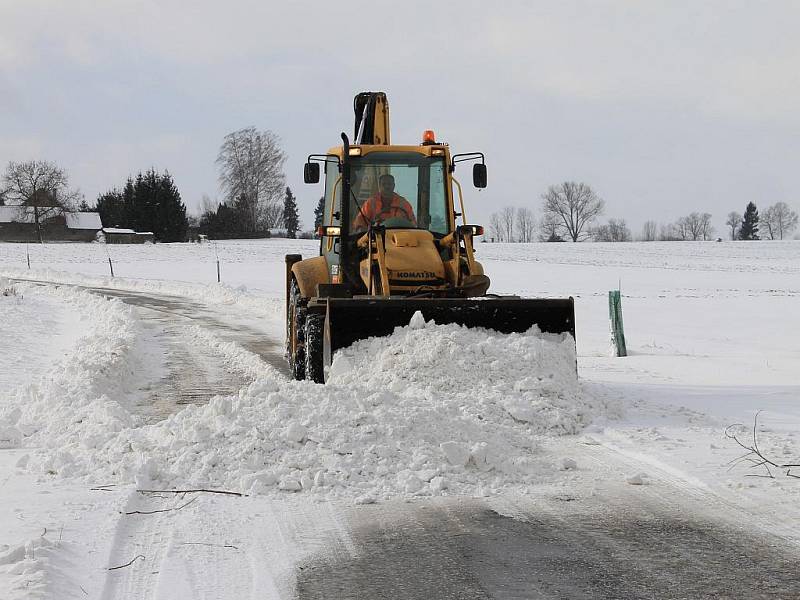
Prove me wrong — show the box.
[286,91,575,383]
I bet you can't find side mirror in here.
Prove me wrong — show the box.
[304,162,320,184]
[457,225,484,237]
[472,163,487,188]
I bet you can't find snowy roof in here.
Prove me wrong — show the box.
[0,205,37,223]
[0,206,101,230]
[101,228,154,235]
[102,227,136,234]
[65,212,102,230]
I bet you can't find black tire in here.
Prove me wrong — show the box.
[304,313,325,384]
[287,279,306,380]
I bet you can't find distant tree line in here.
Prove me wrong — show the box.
[640,201,797,242]
[489,181,607,242]
[486,181,799,243]
[89,169,188,242]
[0,160,190,243]
[5,153,797,245]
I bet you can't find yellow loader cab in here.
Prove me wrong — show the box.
[286,92,575,383]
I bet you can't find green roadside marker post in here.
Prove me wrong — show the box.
[608,290,627,357]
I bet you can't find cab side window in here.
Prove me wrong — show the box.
[324,159,342,226]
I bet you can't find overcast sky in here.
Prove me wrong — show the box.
[2,1,799,235]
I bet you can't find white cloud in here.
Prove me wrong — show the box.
[2,0,800,229]
[482,3,800,124]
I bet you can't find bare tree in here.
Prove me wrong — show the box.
[641,220,657,242]
[500,206,515,242]
[1,160,82,242]
[674,216,690,240]
[262,201,285,230]
[762,202,798,240]
[216,128,286,231]
[516,207,536,243]
[488,211,504,242]
[538,212,563,242]
[659,222,679,241]
[698,212,714,241]
[725,211,741,240]
[541,182,604,242]
[675,212,714,241]
[761,206,777,240]
[591,218,631,242]
[199,193,219,215]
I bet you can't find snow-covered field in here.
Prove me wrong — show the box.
[1,239,799,598]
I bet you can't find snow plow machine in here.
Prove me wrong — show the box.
[286,91,575,383]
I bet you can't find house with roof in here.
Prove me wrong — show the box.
[0,206,103,242]
[100,228,154,244]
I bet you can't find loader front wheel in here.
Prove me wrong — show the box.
[304,313,325,384]
[287,279,306,380]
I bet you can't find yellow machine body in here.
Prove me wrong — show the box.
[286,92,575,383]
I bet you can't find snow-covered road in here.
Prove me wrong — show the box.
[77,285,288,421]
[2,239,799,599]
[10,279,288,421]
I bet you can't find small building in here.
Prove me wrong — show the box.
[0,206,102,242]
[101,228,154,244]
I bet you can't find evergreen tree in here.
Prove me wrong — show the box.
[313,196,325,233]
[199,202,244,239]
[129,169,188,242]
[96,190,127,227]
[155,170,188,242]
[282,187,300,238]
[739,202,760,240]
[122,177,135,225]
[129,172,151,233]
[95,172,187,240]
[77,199,94,212]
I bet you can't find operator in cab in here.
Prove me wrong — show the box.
[352,174,417,230]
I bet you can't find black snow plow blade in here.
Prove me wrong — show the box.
[306,297,575,371]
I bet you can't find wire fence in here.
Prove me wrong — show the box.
[0,239,319,288]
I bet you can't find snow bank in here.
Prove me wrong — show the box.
[13,305,607,502]
[0,284,142,462]
[0,281,81,400]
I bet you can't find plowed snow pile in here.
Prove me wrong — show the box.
[8,296,608,501]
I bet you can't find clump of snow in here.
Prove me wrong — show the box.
[10,306,609,502]
[327,312,583,435]
[626,472,651,485]
[561,457,578,470]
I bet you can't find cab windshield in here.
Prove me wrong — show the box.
[348,152,449,235]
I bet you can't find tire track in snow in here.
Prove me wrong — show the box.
[79,287,287,423]
[99,493,360,600]
[14,279,288,421]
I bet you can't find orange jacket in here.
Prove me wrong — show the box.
[353,193,417,230]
